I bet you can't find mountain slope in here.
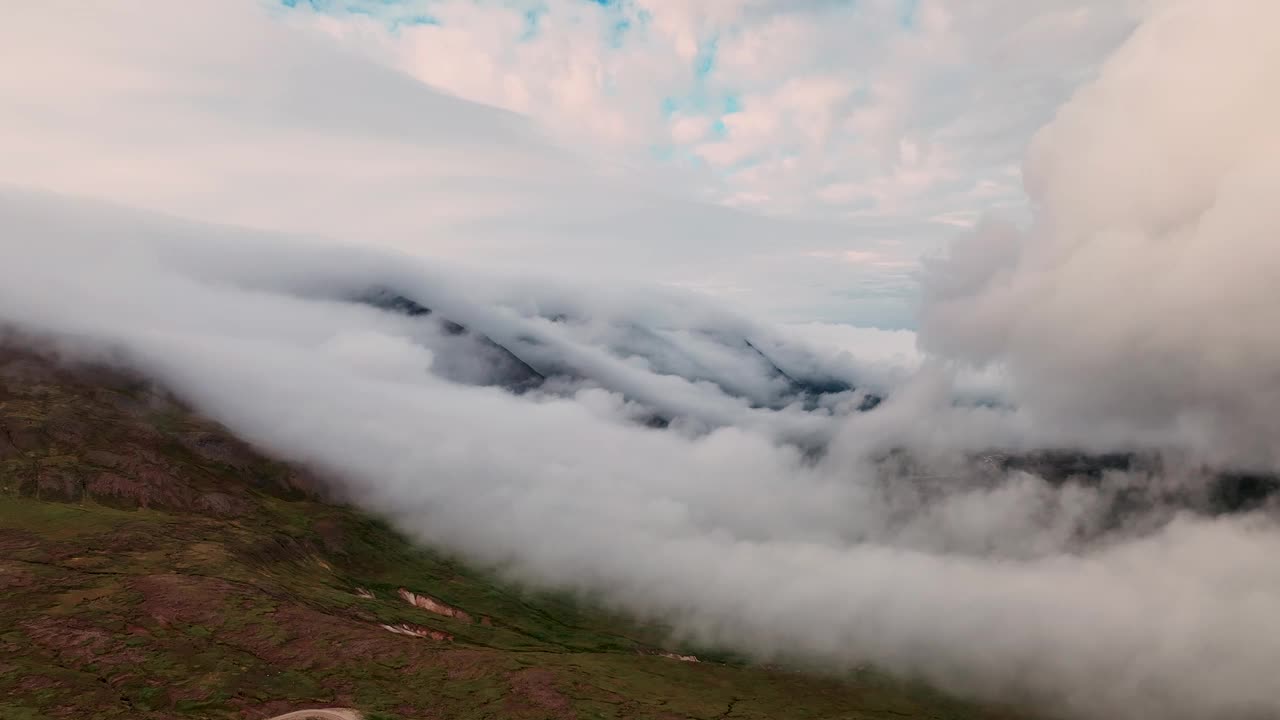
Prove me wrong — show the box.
[0,346,1027,720]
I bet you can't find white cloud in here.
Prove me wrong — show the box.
[0,0,1153,326]
[3,2,1280,717]
[920,0,1280,470]
[669,113,715,144]
[0,0,919,326]
[281,0,1143,224]
[3,179,1279,720]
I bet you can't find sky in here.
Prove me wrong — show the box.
[4,2,1280,718]
[288,0,1140,219]
[1,0,1146,328]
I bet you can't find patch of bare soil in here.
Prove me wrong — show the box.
[379,623,453,642]
[397,588,473,622]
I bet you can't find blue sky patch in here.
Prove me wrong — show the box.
[898,0,919,28]
[694,36,719,77]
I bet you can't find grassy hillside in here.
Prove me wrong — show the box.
[0,347,1028,720]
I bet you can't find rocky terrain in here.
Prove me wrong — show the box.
[0,345,1028,720]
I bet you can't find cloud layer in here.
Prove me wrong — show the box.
[921,0,1280,470]
[3,1,1280,719]
[296,0,1142,220]
[4,181,1280,720]
[0,0,1149,326]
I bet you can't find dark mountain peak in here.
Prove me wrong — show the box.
[354,286,433,317]
[349,286,545,393]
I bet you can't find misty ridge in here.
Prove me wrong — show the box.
[3,1,1280,719]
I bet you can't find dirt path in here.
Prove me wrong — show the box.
[262,709,363,720]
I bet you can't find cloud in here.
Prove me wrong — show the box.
[296,0,1143,222]
[5,182,1280,720]
[0,0,1146,328]
[920,0,1280,470]
[0,0,923,327]
[3,2,1280,719]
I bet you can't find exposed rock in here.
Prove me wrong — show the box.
[994,450,1134,482]
[355,287,432,317]
[379,623,453,642]
[1211,472,1280,513]
[178,431,258,470]
[639,649,699,663]
[351,287,544,394]
[397,588,473,623]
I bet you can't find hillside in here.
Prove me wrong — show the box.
[0,346,1028,720]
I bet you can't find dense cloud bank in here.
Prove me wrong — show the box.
[5,182,1280,719]
[3,1,1280,719]
[920,0,1280,470]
